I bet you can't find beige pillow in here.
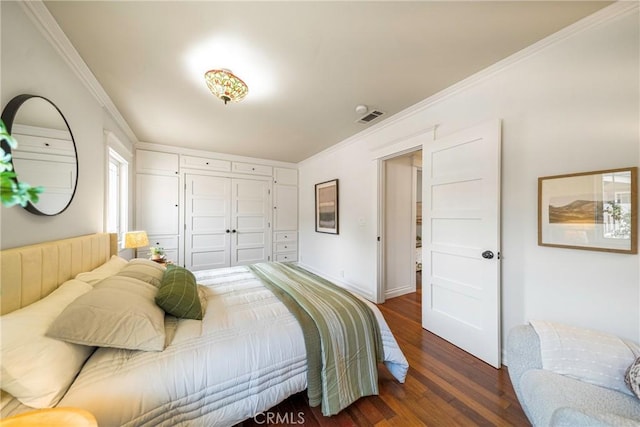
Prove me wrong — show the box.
[75,255,128,285]
[116,258,166,287]
[47,275,166,351]
[1,280,95,408]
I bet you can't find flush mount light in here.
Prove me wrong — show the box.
[204,69,248,105]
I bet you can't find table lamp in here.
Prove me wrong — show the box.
[123,230,149,257]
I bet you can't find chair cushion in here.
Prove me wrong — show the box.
[520,369,640,427]
[530,320,638,396]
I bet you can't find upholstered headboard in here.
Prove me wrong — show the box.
[0,233,117,315]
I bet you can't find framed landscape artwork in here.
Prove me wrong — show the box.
[538,167,637,254]
[315,179,339,234]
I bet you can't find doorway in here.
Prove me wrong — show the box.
[376,120,502,368]
[380,150,422,301]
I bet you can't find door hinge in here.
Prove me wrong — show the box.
[268,255,271,261]
[268,189,271,195]
[268,222,271,228]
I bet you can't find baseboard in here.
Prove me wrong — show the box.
[295,262,375,301]
[385,286,416,300]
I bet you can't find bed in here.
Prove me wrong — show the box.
[0,233,408,426]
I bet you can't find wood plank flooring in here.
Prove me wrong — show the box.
[238,275,529,426]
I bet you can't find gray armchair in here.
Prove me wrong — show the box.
[507,324,640,426]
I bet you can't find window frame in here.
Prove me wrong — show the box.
[104,132,132,248]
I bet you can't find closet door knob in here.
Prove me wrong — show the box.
[232,229,237,233]
[225,229,230,233]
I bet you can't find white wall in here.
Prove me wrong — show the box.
[299,5,639,342]
[0,2,135,249]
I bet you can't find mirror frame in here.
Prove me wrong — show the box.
[1,94,79,216]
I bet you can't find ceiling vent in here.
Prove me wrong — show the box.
[356,110,384,124]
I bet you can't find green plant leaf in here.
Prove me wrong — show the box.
[0,118,46,208]
[0,119,18,149]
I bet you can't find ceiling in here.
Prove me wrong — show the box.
[44,1,611,163]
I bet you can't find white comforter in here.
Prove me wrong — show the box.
[54,266,408,426]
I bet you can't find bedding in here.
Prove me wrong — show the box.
[116,258,166,287]
[249,262,383,416]
[74,255,128,285]
[46,275,166,352]
[0,279,95,408]
[2,261,408,426]
[155,264,203,320]
[46,258,169,351]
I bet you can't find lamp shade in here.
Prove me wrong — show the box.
[204,69,248,104]
[123,231,149,249]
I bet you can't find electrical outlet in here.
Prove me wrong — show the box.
[340,270,345,278]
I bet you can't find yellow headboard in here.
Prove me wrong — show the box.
[0,233,117,315]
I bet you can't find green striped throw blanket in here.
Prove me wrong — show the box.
[248,262,383,416]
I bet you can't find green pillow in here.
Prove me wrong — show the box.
[156,265,203,320]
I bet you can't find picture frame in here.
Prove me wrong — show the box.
[315,179,339,234]
[538,167,637,254]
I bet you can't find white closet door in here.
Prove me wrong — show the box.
[136,174,179,235]
[185,174,231,270]
[231,179,271,266]
[273,184,298,231]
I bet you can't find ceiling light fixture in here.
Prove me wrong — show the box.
[204,69,248,105]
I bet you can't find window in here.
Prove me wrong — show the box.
[602,171,632,240]
[106,146,129,243]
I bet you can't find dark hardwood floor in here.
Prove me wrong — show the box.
[239,272,529,426]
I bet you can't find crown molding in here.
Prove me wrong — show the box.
[19,1,139,145]
[299,1,638,167]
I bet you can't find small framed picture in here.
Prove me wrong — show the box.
[315,179,339,234]
[538,167,637,254]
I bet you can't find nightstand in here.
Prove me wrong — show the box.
[151,258,173,267]
[0,408,97,427]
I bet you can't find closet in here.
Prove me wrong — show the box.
[184,174,270,270]
[135,147,298,270]
[272,167,298,262]
[135,150,180,261]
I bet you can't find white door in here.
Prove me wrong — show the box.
[422,120,502,368]
[273,183,298,231]
[136,174,180,235]
[231,179,271,265]
[185,174,231,270]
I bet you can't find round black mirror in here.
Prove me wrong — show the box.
[1,94,78,216]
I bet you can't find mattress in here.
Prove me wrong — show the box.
[4,265,408,426]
